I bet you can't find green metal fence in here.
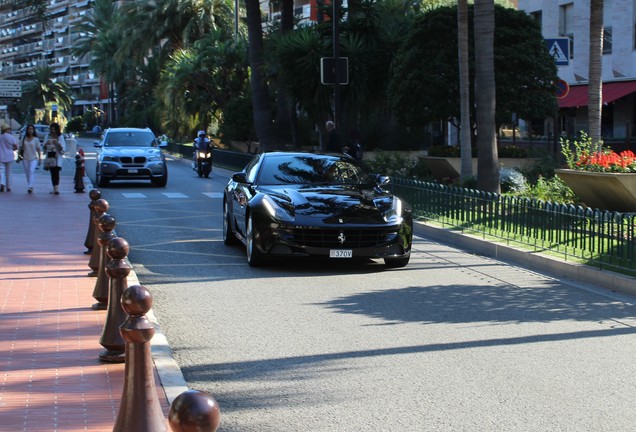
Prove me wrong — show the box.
[388,177,636,273]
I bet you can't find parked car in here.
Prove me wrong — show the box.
[93,127,168,187]
[18,124,50,146]
[223,151,413,267]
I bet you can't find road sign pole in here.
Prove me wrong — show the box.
[332,0,340,130]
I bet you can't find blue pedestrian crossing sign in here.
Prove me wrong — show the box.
[545,38,570,66]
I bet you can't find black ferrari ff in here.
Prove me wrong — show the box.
[223,152,413,267]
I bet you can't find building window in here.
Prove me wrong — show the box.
[559,3,574,58]
[530,11,542,29]
[603,26,612,54]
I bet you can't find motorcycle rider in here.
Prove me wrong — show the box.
[193,130,213,176]
[194,130,211,152]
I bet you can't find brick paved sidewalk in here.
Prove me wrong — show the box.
[0,163,170,431]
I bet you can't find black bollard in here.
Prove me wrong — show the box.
[90,213,116,311]
[84,189,100,255]
[88,198,109,277]
[113,284,167,432]
[98,237,130,363]
[168,390,221,432]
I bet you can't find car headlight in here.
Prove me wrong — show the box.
[148,155,163,162]
[263,195,294,222]
[383,196,403,224]
[102,155,117,162]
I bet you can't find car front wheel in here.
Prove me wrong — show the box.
[246,213,265,266]
[223,199,237,246]
[96,166,109,188]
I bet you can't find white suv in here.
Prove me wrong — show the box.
[94,127,168,187]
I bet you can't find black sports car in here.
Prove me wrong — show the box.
[223,152,413,267]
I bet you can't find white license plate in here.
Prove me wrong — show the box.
[330,249,352,258]
[128,169,138,174]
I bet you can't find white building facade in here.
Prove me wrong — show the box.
[518,0,636,140]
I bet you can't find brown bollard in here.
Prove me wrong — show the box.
[90,213,116,311]
[88,198,109,277]
[98,237,130,363]
[84,189,101,255]
[113,284,167,432]
[169,390,221,432]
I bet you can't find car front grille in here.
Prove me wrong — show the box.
[120,156,147,164]
[281,227,396,248]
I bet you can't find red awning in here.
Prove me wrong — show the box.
[558,81,636,108]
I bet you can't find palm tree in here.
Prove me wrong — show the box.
[21,66,73,118]
[588,0,603,147]
[245,0,273,151]
[473,0,499,193]
[457,0,472,182]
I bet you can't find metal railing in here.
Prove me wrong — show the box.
[387,177,636,274]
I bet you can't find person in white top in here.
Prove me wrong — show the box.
[42,122,66,195]
[0,123,18,192]
[18,124,42,194]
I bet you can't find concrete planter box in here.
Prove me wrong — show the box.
[555,169,636,212]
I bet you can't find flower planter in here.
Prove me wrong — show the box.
[555,169,636,212]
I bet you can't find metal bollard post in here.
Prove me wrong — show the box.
[84,189,100,255]
[169,390,221,432]
[88,198,108,277]
[98,237,129,363]
[90,213,116,311]
[113,284,167,432]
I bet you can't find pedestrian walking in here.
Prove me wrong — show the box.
[0,123,18,192]
[42,122,66,195]
[18,124,42,194]
[74,148,85,193]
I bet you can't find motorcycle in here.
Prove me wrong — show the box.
[193,141,213,178]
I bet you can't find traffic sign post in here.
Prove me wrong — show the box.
[545,38,570,66]
[320,57,349,85]
[555,79,569,99]
[0,80,21,98]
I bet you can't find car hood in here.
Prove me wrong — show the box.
[101,146,161,157]
[258,184,404,224]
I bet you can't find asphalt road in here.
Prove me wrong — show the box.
[80,138,636,432]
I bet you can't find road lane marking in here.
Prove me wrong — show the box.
[122,193,147,198]
[162,193,189,198]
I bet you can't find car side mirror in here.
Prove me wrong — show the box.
[93,141,102,148]
[232,172,249,183]
[159,141,168,147]
[375,175,390,185]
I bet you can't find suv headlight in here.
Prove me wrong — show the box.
[148,155,163,162]
[102,155,117,162]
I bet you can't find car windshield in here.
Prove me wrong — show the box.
[104,131,155,147]
[257,154,373,186]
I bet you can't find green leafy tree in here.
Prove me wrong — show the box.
[389,5,557,129]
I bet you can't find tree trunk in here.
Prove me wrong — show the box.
[473,0,499,193]
[245,0,273,152]
[273,0,296,147]
[588,0,603,149]
[458,0,472,182]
